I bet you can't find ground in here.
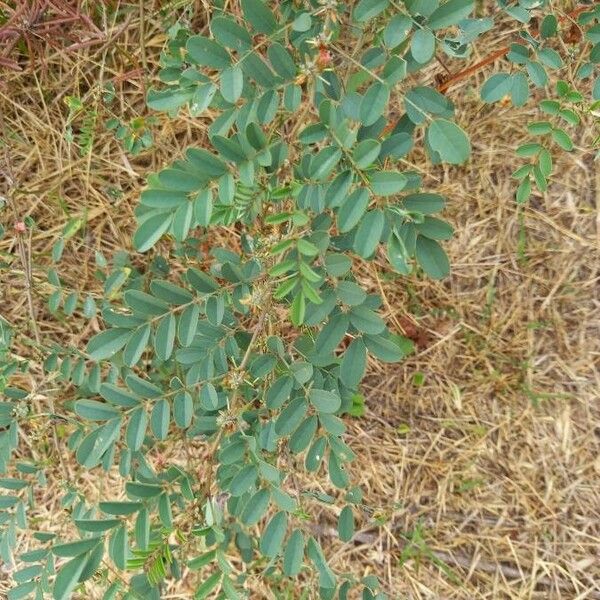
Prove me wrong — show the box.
[1,2,599,599]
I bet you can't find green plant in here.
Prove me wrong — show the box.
[2,1,599,599]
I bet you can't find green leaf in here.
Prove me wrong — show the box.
[133,212,173,252]
[284,83,302,110]
[126,406,148,451]
[349,306,385,334]
[587,24,600,44]
[158,492,173,529]
[229,465,258,496]
[551,128,573,151]
[99,501,142,516]
[266,375,294,410]
[315,313,348,355]
[324,253,352,277]
[154,313,176,361]
[190,83,217,115]
[125,289,169,316]
[405,85,450,124]
[172,201,193,241]
[8,582,37,600]
[403,193,445,214]
[354,209,385,258]
[290,291,306,326]
[178,304,199,347]
[159,169,204,192]
[325,170,353,208]
[289,415,318,454]
[220,66,244,103]
[194,189,213,226]
[340,338,367,389]
[195,571,222,598]
[305,436,327,472]
[411,28,435,64]
[306,537,336,589]
[481,73,512,103]
[510,72,529,107]
[186,148,228,178]
[241,488,271,526]
[415,216,454,240]
[352,139,381,168]
[174,391,193,428]
[415,236,450,279]
[336,282,366,306]
[135,507,150,550]
[211,16,252,52]
[240,52,279,88]
[123,323,151,367]
[310,147,342,181]
[283,529,305,576]
[360,83,389,126]
[186,35,231,68]
[87,328,130,361]
[0,478,28,491]
[0,495,18,509]
[426,119,471,164]
[188,550,216,570]
[338,505,355,541]
[151,398,170,440]
[200,382,219,411]
[290,361,313,385]
[74,399,119,421]
[71,428,102,473]
[365,334,409,362]
[53,553,88,600]
[337,187,369,233]
[538,47,562,70]
[241,0,277,34]
[384,14,412,47]
[590,42,600,63]
[52,538,100,558]
[126,481,163,499]
[260,511,287,557]
[527,60,548,87]
[297,238,320,257]
[109,525,128,570]
[516,142,543,157]
[540,15,558,39]
[371,171,407,196]
[516,179,532,204]
[275,397,308,436]
[75,518,120,532]
[146,87,194,112]
[354,0,389,22]
[428,0,474,30]
[187,268,219,293]
[309,389,341,414]
[267,43,297,80]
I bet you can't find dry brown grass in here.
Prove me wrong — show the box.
[1,2,599,599]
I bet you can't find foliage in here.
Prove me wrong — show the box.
[2,1,599,599]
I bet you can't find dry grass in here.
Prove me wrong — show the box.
[1,2,599,599]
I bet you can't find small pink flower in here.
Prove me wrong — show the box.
[14,221,26,233]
